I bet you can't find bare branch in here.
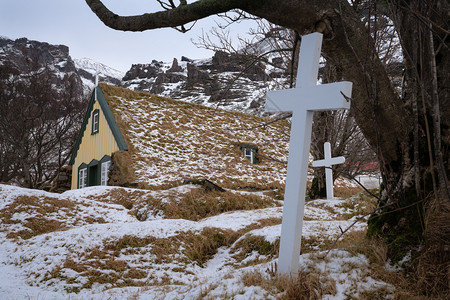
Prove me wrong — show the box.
[85,0,254,32]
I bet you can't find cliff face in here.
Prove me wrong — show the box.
[0,37,83,96]
[121,52,289,116]
[1,36,292,116]
[0,37,124,97]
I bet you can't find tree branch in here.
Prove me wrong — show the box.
[85,0,254,31]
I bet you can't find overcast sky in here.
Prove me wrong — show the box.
[0,0,253,72]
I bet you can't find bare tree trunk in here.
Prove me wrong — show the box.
[410,7,421,197]
[428,26,450,202]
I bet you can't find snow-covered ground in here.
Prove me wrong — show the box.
[0,183,391,299]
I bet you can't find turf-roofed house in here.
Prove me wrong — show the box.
[69,83,289,190]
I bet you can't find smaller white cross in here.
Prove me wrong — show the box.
[312,142,345,199]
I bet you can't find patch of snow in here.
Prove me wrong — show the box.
[0,184,395,299]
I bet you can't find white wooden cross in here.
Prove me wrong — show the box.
[312,142,345,200]
[265,32,352,276]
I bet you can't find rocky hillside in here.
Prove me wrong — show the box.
[1,36,403,118]
[0,36,84,95]
[121,52,289,116]
[74,57,125,93]
[0,36,290,116]
[0,37,124,97]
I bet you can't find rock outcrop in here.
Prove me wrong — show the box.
[121,50,289,115]
[0,37,84,96]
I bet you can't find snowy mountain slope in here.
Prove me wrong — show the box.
[0,182,397,299]
[74,58,125,80]
[0,36,288,117]
[121,52,290,116]
[74,58,124,94]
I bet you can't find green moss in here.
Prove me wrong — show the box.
[367,185,424,263]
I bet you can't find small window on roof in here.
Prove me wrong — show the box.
[92,109,99,134]
[244,148,254,163]
[240,143,259,164]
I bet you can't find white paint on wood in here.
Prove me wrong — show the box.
[312,142,345,199]
[265,32,352,276]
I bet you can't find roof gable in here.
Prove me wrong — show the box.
[69,86,127,165]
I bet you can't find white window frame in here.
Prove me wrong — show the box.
[244,148,254,164]
[100,161,111,186]
[79,168,87,188]
[92,110,99,134]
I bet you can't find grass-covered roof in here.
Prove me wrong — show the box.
[98,83,290,190]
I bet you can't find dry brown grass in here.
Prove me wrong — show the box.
[231,230,388,298]
[238,231,403,299]
[334,195,448,299]
[412,195,450,299]
[177,227,239,266]
[337,191,379,219]
[1,195,74,239]
[339,231,388,265]
[99,188,146,210]
[42,227,241,291]
[334,183,364,199]
[276,271,337,300]
[219,178,285,192]
[98,83,289,192]
[336,228,448,299]
[241,269,336,299]
[86,183,280,226]
[232,235,279,263]
[44,237,152,290]
[301,235,334,253]
[162,189,278,221]
[237,217,282,234]
[114,187,280,221]
[87,186,279,222]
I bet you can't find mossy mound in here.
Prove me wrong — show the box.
[367,186,424,263]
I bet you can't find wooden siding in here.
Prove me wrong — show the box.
[71,100,119,189]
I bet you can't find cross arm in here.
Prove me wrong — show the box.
[311,156,345,167]
[265,82,352,113]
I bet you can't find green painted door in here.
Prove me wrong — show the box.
[88,165,98,186]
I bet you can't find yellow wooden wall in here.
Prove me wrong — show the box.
[71,101,120,189]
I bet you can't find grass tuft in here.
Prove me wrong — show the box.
[241,269,336,299]
[1,195,73,239]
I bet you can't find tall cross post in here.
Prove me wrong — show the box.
[312,142,345,199]
[265,32,352,275]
